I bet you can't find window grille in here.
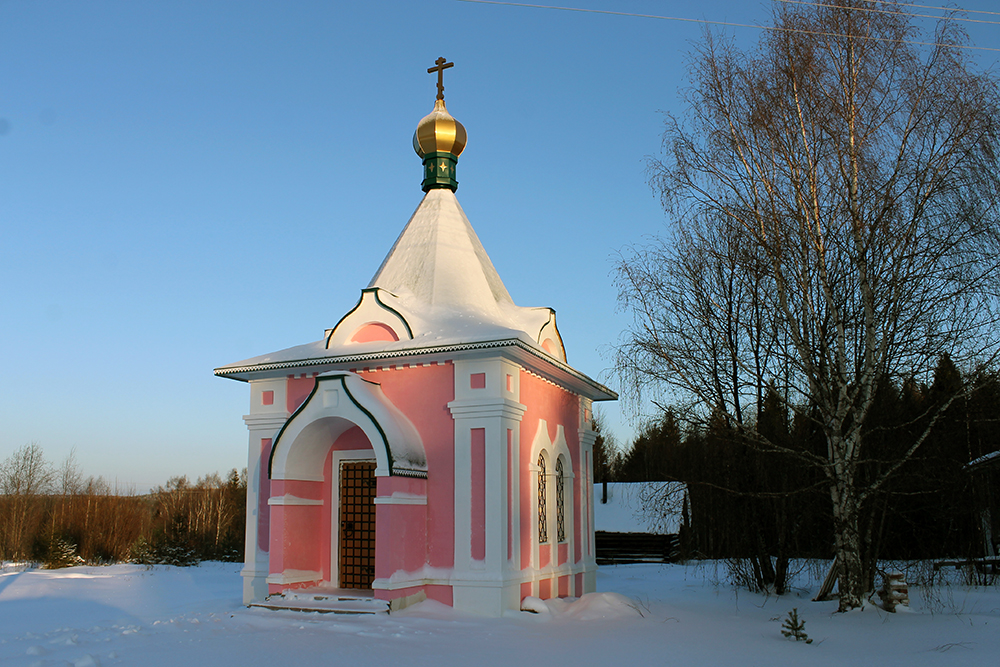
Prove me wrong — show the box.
[537,454,548,544]
[556,457,566,543]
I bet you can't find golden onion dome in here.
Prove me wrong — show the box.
[413,99,467,158]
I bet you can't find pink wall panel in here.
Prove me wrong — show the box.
[268,426,375,587]
[281,504,323,573]
[377,475,425,496]
[349,322,399,343]
[258,438,272,553]
[575,451,587,563]
[271,479,323,500]
[322,449,333,582]
[375,503,427,578]
[366,363,455,569]
[470,428,486,561]
[518,370,582,570]
[507,429,513,562]
[425,585,453,606]
[375,476,428,578]
[332,425,371,451]
[286,375,316,413]
[268,505,285,575]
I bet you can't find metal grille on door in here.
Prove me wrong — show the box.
[339,461,376,589]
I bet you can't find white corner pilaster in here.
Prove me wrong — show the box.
[448,356,525,615]
[240,378,290,605]
[578,397,598,587]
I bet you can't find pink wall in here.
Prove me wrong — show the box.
[507,429,513,562]
[286,374,316,413]
[425,585,453,606]
[268,478,324,587]
[518,370,583,598]
[263,359,593,607]
[268,424,374,589]
[375,475,427,580]
[470,427,486,562]
[270,502,323,574]
[255,363,452,603]
[321,451,334,581]
[349,322,399,343]
[258,438,272,553]
[357,363,455,570]
[577,451,588,563]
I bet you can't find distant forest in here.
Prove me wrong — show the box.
[0,445,245,567]
[4,356,997,578]
[594,356,1000,588]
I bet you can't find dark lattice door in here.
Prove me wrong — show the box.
[339,461,376,589]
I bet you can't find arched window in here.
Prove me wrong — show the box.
[537,454,548,544]
[556,457,566,543]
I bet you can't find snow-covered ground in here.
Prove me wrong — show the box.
[1,561,998,667]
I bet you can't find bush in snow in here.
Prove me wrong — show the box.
[43,537,83,569]
[780,608,812,644]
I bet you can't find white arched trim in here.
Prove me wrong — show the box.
[326,288,413,348]
[536,310,566,363]
[269,371,426,480]
[528,420,577,581]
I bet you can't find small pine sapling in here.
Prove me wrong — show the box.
[781,608,812,644]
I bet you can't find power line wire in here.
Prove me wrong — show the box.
[456,1,1000,52]
[775,0,1000,26]
[860,0,1000,18]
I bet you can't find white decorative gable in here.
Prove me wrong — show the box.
[326,288,413,348]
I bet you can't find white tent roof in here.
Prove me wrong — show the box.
[364,188,553,338]
[215,187,618,403]
[369,188,513,314]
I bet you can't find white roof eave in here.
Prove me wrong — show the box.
[214,336,617,402]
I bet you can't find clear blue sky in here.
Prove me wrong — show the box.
[2,1,997,491]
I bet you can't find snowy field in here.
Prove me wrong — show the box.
[1,561,998,667]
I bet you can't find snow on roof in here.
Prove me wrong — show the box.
[215,328,537,376]
[216,187,617,392]
[369,189,512,313]
[365,189,555,339]
[594,482,686,535]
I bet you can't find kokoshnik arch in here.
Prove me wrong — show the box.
[215,59,617,615]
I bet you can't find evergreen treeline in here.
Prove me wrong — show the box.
[0,444,246,567]
[601,357,1000,592]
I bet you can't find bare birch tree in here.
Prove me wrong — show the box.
[616,1,1000,610]
[0,442,54,559]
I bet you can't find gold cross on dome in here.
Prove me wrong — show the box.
[427,57,454,101]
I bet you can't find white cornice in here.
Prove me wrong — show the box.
[447,397,527,420]
[218,338,616,402]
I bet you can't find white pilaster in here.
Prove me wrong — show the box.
[448,356,525,615]
[578,397,598,590]
[240,378,289,605]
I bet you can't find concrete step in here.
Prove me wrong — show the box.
[252,587,389,615]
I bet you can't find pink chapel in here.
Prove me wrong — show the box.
[215,61,616,616]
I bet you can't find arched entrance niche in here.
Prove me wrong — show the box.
[265,371,427,593]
